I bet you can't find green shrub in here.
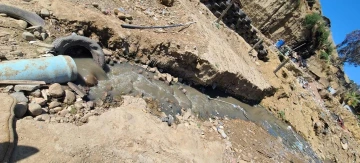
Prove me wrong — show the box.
[320,51,329,60]
[304,13,322,28]
[316,24,330,46]
[324,41,334,54]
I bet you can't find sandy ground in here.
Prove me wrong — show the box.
[12,96,304,163]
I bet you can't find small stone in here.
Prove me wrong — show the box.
[34,115,43,121]
[16,20,28,29]
[117,13,127,20]
[87,101,94,109]
[33,98,47,106]
[40,8,50,17]
[30,89,41,97]
[92,2,99,8]
[103,49,112,56]
[101,9,108,15]
[166,74,172,83]
[40,33,47,40]
[113,8,121,15]
[80,113,94,123]
[173,77,178,83]
[63,90,76,104]
[34,31,41,40]
[10,51,24,57]
[14,85,39,92]
[41,89,48,100]
[148,67,157,73]
[22,0,32,2]
[10,92,28,103]
[74,102,83,110]
[42,107,49,113]
[55,116,62,122]
[167,115,174,126]
[49,101,61,109]
[77,30,84,36]
[22,32,36,41]
[3,85,14,93]
[53,107,63,113]
[182,89,187,94]
[59,109,69,117]
[0,13,7,17]
[41,114,50,121]
[28,103,42,116]
[125,14,133,20]
[14,102,28,118]
[48,83,64,97]
[217,128,227,139]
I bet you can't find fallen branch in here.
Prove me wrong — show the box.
[121,21,196,29]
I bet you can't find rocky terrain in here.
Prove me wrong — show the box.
[0,0,360,162]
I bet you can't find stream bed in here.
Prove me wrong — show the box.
[86,62,321,162]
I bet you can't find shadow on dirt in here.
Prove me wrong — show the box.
[7,119,39,163]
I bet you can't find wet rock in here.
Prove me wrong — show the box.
[33,98,47,106]
[182,89,187,94]
[48,83,64,97]
[173,77,178,83]
[83,74,98,86]
[166,74,173,83]
[28,103,42,116]
[41,33,47,40]
[16,20,28,29]
[10,92,28,103]
[40,8,50,17]
[30,89,41,97]
[15,102,28,118]
[64,90,76,104]
[53,107,63,113]
[14,85,39,92]
[87,101,94,109]
[148,67,157,73]
[34,31,41,40]
[22,32,36,41]
[162,115,174,126]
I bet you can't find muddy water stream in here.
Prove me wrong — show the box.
[76,60,320,162]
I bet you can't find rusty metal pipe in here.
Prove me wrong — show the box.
[0,55,77,83]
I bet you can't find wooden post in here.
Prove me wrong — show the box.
[248,38,263,54]
[273,58,290,74]
[215,0,235,23]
